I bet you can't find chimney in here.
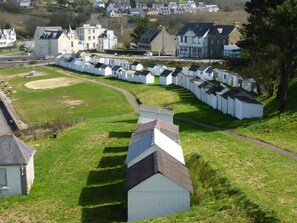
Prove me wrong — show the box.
[234,22,240,27]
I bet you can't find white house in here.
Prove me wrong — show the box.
[138,105,174,124]
[197,65,214,80]
[234,96,263,120]
[73,59,85,72]
[94,63,112,76]
[159,70,173,86]
[188,65,200,76]
[92,0,105,8]
[214,69,243,87]
[0,135,35,198]
[148,64,167,76]
[0,29,17,48]
[124,151,193,222]
[242,78,257,93]
[97,29,118,52]
[139,70,155,84]
[130,62,144,71]
[205,85,225,109]
[171,69,184,85]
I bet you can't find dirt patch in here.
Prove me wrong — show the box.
[2,72,47,80]
[25,77,81,90]
[63,99,84,106]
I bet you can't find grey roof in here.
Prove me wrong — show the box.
[190,77,201,83]
[197,65,211,71]
[221,88,242,99]
[94,62,104,68]
[171,69,183,77]
[40,30,64,39]
[124,151,193,192]
[112,65,122,71]
[189,65,200,71]
[140,104,174,116]
[160,69,173,77]
[0,135,35,166]
[131,61,140,66]
[235,96,262,105]
[140,70,151,76]
[132,119,180,143]
[178,23,213,36]
[138,28,161,44]
[210,25,236,36]
[206,85,224,95]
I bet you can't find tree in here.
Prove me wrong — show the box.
[130,18,157,40]
[239,0,297,113]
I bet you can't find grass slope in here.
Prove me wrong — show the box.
[0,66,297,222]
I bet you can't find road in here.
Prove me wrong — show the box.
[0,105,12,135]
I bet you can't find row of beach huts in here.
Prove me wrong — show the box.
[55,54,263,120]
[124,104,193,221]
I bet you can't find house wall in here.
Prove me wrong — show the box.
[235,99,263,120]
[138,111,173,124]
[227,97,235,116]
[151,29,177,56]
[160,76,172,85]
[128,174,190,221]
[0,165,22,197]
[24,157,35,195]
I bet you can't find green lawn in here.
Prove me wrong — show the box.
[0,65,296,222]
[60,68,297,153]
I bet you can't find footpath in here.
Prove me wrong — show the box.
[46,66,297,161]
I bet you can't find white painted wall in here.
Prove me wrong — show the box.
[25,157,35,194]
[235,99,263,120]
[160,75,172,85]
[128,174,191,222]
[227,97,235,117]
[0,166,21,197]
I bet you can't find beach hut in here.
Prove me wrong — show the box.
[125,151,193,222]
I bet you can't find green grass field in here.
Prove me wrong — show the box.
[0,66,296,222]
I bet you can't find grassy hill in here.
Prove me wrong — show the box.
[0,66,296,222]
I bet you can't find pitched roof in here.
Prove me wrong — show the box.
[160,69,173,77]
[189,64,200,71]
[138,28,161,43]
[131,61,140,66]
[140,70,151,76]
[0,135,35,166]
[94,62,104,68]
[132,119,179,143]
[124,151,193,192]
[171,69,183,77]
[220,88,242,99]
[112,65,122,71]
[140,104,174,116]
[235,96,262,105]
[126,127,183,165]
[206,85,225,95]
[197,65,211,71]
[178,23,213,36]
[40,30,64,39]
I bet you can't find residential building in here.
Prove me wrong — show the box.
[76,24,105,50]
[177,22,240,59]
[129,8,145,17]
[0,28,16,48]
[97,30,118,52]
[136,27,177,56]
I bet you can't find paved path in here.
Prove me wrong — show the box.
[48,66,297,161]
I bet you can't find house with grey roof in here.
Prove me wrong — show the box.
[136,27,177,56]
[125,151,193,221]
[0,135,35,198]
[126,127,185,167]
[197,65,214,80]
[160,69,174,85]
[139,70,154,84]
[129,8,145,17]
[133,119,180,144]
[94,63,112,76]
[138,104,174,124]
[177,22,241,59]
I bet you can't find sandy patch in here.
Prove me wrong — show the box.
[25,77,81,90]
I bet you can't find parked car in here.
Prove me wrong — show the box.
[143,51,152,56]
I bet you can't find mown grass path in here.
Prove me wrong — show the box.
[47,66,297,161]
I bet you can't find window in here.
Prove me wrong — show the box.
[71,41,73,47]
[93,36,95,40]
[185,36,187,43]
[0,168,7,186]
[88,36,91,41]
[93,43,95,48]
